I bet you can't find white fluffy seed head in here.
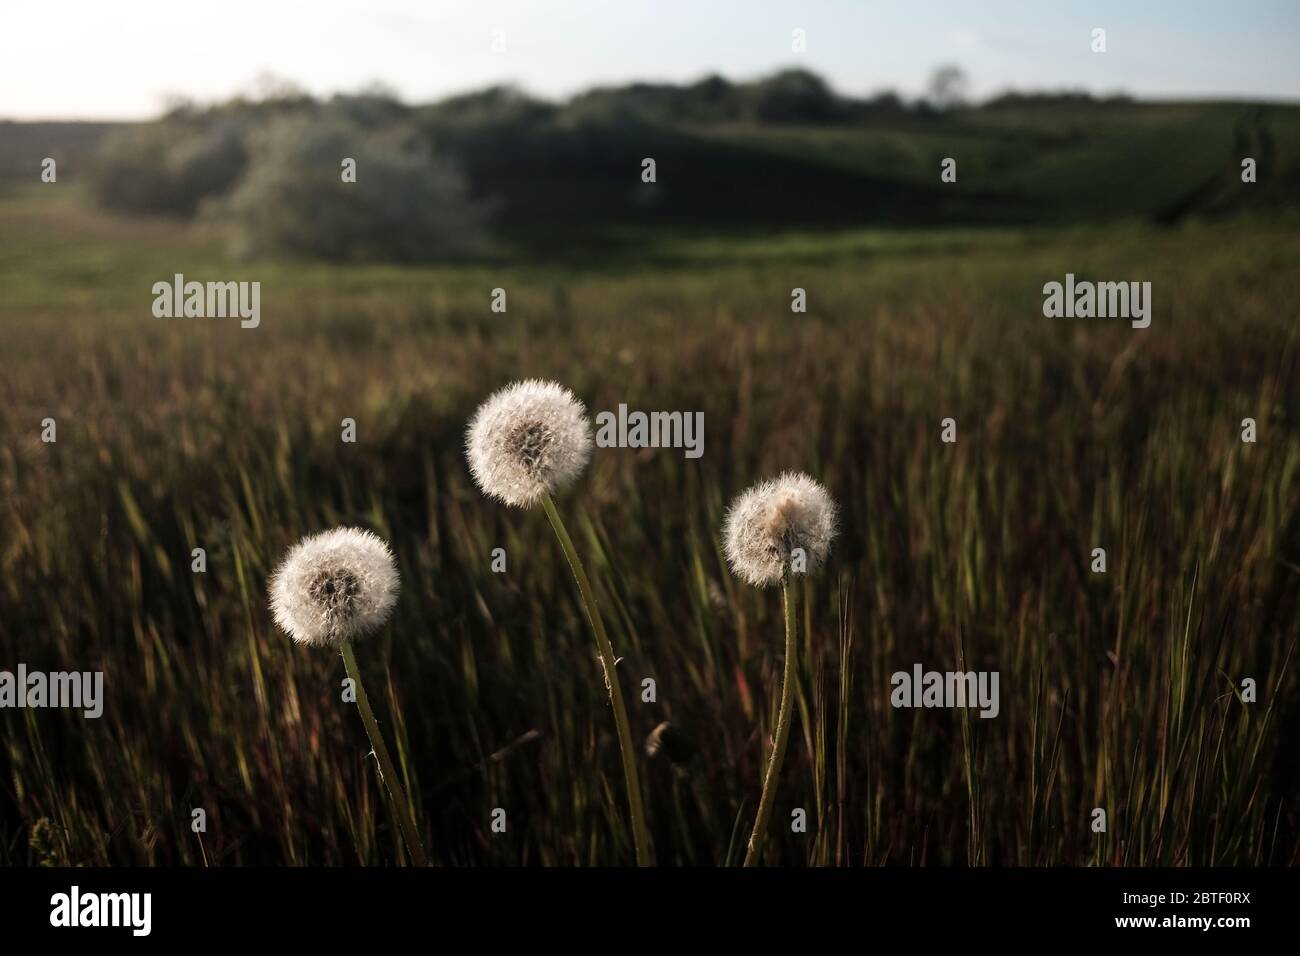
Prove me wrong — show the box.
[465,379,593,508]
[722,472,838,588]
[268,527,400,648]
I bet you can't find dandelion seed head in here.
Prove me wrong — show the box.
[645,720,695,766]
[269,527,399,647]
[722,472,838,588]
[465,379,592,507]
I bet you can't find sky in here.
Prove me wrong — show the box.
[2,0,1297,120]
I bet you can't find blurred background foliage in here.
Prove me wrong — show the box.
[0,67,1286,262]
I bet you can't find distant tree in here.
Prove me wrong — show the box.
[857,90,908,119]
[927,65,970,110]
[416,86,557,174]
[680,74,744,122]
[328,89,410,128]
[159,93,200,119]
[423,85,550,124]
[749,69,843,123]
[165,120,247,207]
[244,71,309,103]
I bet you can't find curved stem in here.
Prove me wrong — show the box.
[341,640,429,867]
[744,576,798,867]
[541,492,654,866]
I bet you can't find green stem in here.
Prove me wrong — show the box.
[341,639,429,867]
[744,576,798,867]
[541,491,653,866]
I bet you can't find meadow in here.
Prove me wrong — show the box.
[1,103,1299,865]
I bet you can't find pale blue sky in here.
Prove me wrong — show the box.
[2,0,1297,119]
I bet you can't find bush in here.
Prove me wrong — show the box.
[206,114,489,262]
[89,118,247,216]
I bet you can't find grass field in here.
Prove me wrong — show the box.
[1,172,1299,865]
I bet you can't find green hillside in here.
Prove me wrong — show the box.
[4,94,1296,261]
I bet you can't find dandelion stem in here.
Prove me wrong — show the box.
[541,491,653,866]
[744,575,798,866]
[340,639,429,867]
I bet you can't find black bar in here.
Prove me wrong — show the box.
[0,866,1290,942]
